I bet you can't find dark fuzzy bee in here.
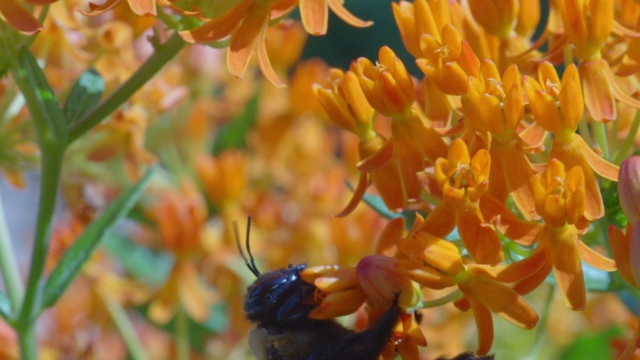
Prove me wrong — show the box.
[236,218,400,360]
[237,218,494,360]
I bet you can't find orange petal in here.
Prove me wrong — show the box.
[335,171,369,217]
[256,26,286,87]
[577,240,616,271]
[178,0,251,43]
[357,137,393,172]
[308,288,367,319]
[227,5,270,79]
[314,267,358,292]
[299,0,328,35]
[126,0,156,16]
[549,227,586,310]
[467,297,494,356]
[579,60,616,122]
[328,0,373,29]
[407,268,456,289]
[0,0,43,34]
[576,135,619,181]
[608,224,637,287]
[480,194,542,246]
[458,204,504,265]
[374,217,406,256]
[496,248,547,283]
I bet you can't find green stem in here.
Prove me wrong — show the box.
[176,305,190,360]
[592,121,610,160]
[578,118,594,147]
[0,191,24,316]
[16,146,64,360]
[101,292,149,360]
[67,33,186,144]
[614,111,640,164]
[421,289,463,308]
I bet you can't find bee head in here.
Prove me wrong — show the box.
[234,216,261,278]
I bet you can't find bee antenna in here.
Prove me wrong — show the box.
[234,216,260,278]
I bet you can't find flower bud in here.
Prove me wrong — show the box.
[619,156,640,223]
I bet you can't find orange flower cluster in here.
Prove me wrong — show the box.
[2,0,640,359]
[308,0,640,357]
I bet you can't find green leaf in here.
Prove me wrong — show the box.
[136,302,228,353]
[602,180,626,228]
[17,46,67,143]
[63,69,104,126]
[0,292,10,321]
[561,326,623,360]
[41,167,156,309]
[212,91,259,155]
[360,191,417,229]
[104,234,173,287]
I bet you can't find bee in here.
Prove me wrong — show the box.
[236,218,495,360]
[236,217,401,360]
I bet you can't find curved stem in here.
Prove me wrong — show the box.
[101,290,149,360]
[0,190,24,316]
[614,111,640,164]
[16,145,64,360]
[592,121,610,160]
[67,33,186,144]
[421,289,463,308]
[176,305,190,360]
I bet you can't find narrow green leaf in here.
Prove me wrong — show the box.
[41,167,156,309]
[0,292,11,321]
[104,234,173,287]
[63,69,104,126]
[17,46,67,143]
[212,91,259,155]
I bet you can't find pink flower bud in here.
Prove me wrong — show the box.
[619,156,640,223]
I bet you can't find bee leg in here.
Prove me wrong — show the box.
[275,283,315,323]
[308,296,402,360]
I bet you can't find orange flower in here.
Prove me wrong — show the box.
[0,0,57,35]
[418,139,504,264]
[298,0,372,36]
[179,0,298,88]
[416,24,481,95]
[608,222,640,289]
[147,261,218,324]
[500,159,616,310]
[397,230,537,355]
[523,62,619,220]
[144,181,208,258]
[80,0,195,17]
[462,61,537,219]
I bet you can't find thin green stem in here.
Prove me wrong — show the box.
[67,33,186,144]
[592,121,610,160]
[16,146,64,360]
[0,190,24,316]
[101,291,149,360]
[615,111,640,164]
[176,305,190,360]
[578,118,594,147]
[421,289,463,308]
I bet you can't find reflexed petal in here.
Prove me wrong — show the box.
[464,268,539,329]
[458,204,504,265]
[227,5,270,79]
[335,171,369,217]
[548,226,586,310]
[256,28,286,87]
[407,267,456,289]
[496,248,547,283]
[314,267,358,292]
[575,136,618,181]
[467,297,494,356]
[576,240,616,271]
[480,194,542,246]
[579,60,616,122]
[374,217,406,256]
[178,1,250,43]
[0,0,44,34]
[328,0,373,29]
[309,288,367,319]
[126,0,156,16]
[608,225,637,287]
[299,0,328,36]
